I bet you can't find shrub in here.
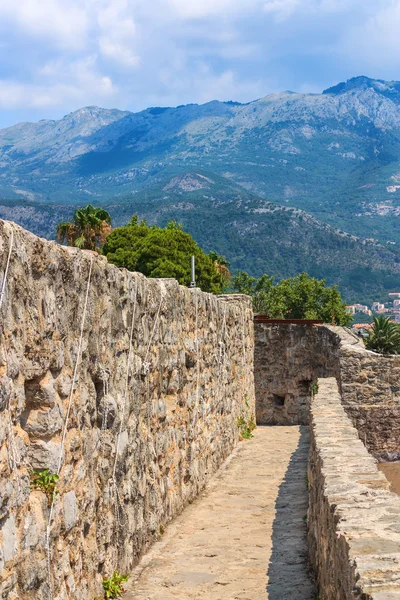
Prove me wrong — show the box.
[102,572,129,599]
[30,469,59,505]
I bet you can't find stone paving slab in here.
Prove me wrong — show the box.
[125,426,316,600]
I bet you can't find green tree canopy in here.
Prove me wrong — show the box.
[56,204,112,251]
[232,271,352,325]
[103,217,225,293]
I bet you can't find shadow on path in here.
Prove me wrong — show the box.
[266,426,316,600]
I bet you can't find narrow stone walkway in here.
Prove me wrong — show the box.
[125,426,315,600]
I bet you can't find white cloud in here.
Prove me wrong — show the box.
[96,0,136,35]
[96,0,139,68]
[0,0,399,127]
[166,0,264,19]
[0,0,88,48]
[0,56,117,110]
[167,0,234,18]
[98,38,140,68]
[155,60,269,107]
[341,1,400,67]
[263,0,302,21]
[0,83,26,108]
[262,0,358,21]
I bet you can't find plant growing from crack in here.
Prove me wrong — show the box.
[30,469,59,505]
[102,572,129,598]
[237,415,256,440]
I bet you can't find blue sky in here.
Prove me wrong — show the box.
[0,0,399,128]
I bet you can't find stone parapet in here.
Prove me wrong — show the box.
[0,219,255,599]
[338,340,400,458]
[308,377,400,599]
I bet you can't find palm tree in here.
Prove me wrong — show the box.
[365,315,400,354]
[57,205,112,251]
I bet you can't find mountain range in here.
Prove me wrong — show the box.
[1,75,400,303]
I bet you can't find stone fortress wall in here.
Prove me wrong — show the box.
[3,217,400,600]
[0,220,255,600]
[255,322,400,598]
[254,323,340,424]
[254,321,400,455]
[339,337,400,459]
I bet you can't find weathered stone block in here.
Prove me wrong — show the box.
[20,403,63,439]
[0,375,12,411]
[63,491,78,533]
[27,440,62,473]
[2,514,17,563]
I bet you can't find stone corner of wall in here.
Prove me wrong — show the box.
[217,293,253,309]
[322,324,366,350]
[253,322,342,426]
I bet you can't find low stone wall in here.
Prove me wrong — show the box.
[0,220,255,600]
[308,377,400,599]
[254,323,340,425]
[339,337,400,458]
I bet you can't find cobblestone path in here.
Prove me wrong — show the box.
[125,426,316,600]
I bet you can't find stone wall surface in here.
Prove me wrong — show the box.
[254,323,340,425]
[338,338,400,459]
[0,220,255,600]
[308,377,400,600]
[254,323,400,459]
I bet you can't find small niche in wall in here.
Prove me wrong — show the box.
[24,377,43,409]
[270,393,285,407]
[299,380,312,394]
[94,379,104,403]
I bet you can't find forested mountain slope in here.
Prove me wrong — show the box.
[2,172,399,303]
[1,76,400,301]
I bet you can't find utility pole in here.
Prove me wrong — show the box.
[190,255,196,288]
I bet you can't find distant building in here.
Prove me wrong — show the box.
[354,304,367,311]
[372,302,385,312]
[389,292,400,298]
[354,304,372,315]
[347,304,372,316]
